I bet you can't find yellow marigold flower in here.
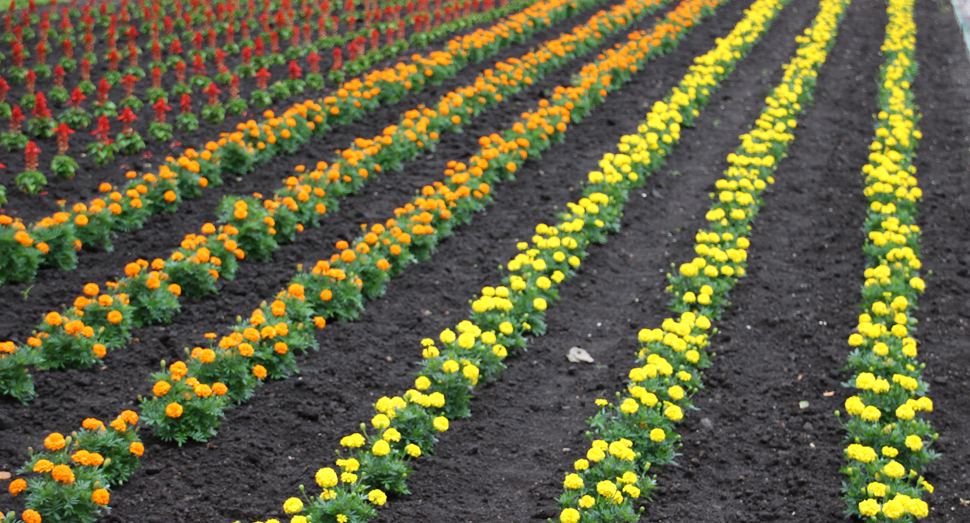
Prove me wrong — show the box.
[620,398,639,414]
[668,385,685,400]
[881,446,899,458]
[463,364,479,384]
[845,396,865,415]
[623,484,641,498]
[283,497,303,514]
[846,444,877,463]
[563,473,584,490]
[619,471,638,484]
[859,499,881,517]
[433,416,449,432]
[883,460,906,479]
[574,459,589,471]
[382,428,401,442]
[867,482,888,497]
[341,472,358,484]
[442,360,459,373]
[650,428,666,442]
[578,495,595,509]
[861,406,882,421]
[906,498,929,518]
[440,329,457,344]
[372,439,391,457]
[904,435,923,451]
[596,480,617,498]
[316,468,338,488]
[664,404,683,421]
[372,414,390,429]
[882,498,905,518]
[587,446,606,463]
[405,444,422,458]
[368,489,387,506]
[340,433,366,449]
[559,508,580,523]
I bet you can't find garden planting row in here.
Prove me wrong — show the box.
[1,0,969,520]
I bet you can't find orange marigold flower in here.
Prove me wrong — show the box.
[93,344,107,358]
[271,300,286,316]
[107,310,123,324]
[87,452,105,466]
[168,283,182,296]
[194,384,212,397]
[146,276,161,290]
[238,343,255,357]
[129,441,145,456]
[8,478,27,496]
[82,418,105,431]
[198,348,216,363]
[71,450,91,465]
[45,311,63,326]
[36,241,49,254]
[125,262,141,277]
[169,361,188,377]
[44,432,67,451]
[320,289,333,301]
[92,488,110,505]
[274,342,288,354]
[377,259,390,271]
[165,402,183,418]
[212,382,228,396]
[33,459,55,473]
[98,294,113,307]
[314,316,327,329]
[243,327,261,342]
[120,410,139,425]
[253,365,268,379]
[51,464,75,484]
[22,510,42,523]
[109,418,126,433]
[153,380,172,396]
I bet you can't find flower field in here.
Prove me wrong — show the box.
[1,0,969,520]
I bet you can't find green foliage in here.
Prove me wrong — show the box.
[16,170,48,195]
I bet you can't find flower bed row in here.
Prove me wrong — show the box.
[0,0,595,285]
[2,0,725,520]
[549,0,852,520]
[839,0,936,520]
[0,0,673,403]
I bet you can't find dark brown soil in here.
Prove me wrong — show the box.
[2,0,969,521]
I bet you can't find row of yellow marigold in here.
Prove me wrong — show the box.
[839,0,936,520]
[0,0,606,286]
[553,0,853,520]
